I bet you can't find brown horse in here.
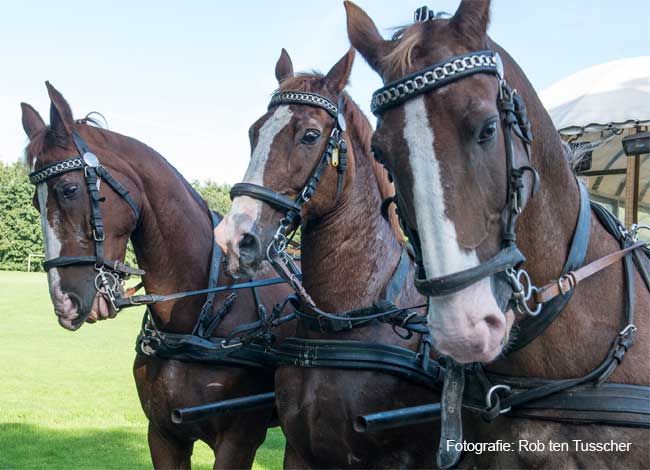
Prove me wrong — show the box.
[215,49,442,468]
[346,1,649,468]
[21,82,293,469]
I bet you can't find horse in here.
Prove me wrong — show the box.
[21,82,294,469]
[346,1,650,467]
[214,48,443,468]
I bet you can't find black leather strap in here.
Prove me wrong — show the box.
[230,183,302,214]
[508,180,591,351]
[414,245,525,297]
[273,338,445,388]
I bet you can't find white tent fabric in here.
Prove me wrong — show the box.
[540,57,650,237]
[540,56,650,135]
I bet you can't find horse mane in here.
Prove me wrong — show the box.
[280,73,405,244]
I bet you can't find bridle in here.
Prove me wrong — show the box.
[28,130,144,310]
[230,90,348,272]
[371,49,541,316]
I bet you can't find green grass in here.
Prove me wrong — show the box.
[0,271,285,469]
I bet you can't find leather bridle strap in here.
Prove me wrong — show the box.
[230,90,347,225]
[414,245,525,296]
[28,130,142,277]
[230,183,302,214]
[534,242,647,304]
[371,50,501,116]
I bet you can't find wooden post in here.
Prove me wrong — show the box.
[624,129,641,227]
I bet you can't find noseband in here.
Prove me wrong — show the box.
[372,50,540,315]
[28,130,144,309]
[230,91,348,257]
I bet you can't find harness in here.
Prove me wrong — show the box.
[29,131,145,309]
[28,129,293,368]
[370,30,650,467]
[229,91,445,390]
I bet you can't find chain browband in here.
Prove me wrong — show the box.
[268,91,338,118]
[29,130,144,311]
[371,50,501,116]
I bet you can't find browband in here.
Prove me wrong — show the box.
[29,157,85,184]
[371,50,502,115]
[269,91,338,118]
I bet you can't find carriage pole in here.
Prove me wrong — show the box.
[354,402,441,433]
[171,392,275,424]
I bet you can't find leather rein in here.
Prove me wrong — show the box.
[28,130,292,351]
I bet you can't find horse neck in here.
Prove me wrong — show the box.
[120,139,213,332]
[301,115,403,312]
[492,44,645,379]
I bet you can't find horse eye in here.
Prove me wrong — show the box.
[301,129,321,145]
[478,121,498,143]
[62,184,79,199]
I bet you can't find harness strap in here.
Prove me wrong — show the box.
[230,183,302,214]
[535,242,647,304]
[509,180,591,351]
[414,245,525,297]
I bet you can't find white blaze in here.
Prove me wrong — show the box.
[403,97,480,278]
[223,106,294,235]
[403,97,507,363]
[36,183,64,299]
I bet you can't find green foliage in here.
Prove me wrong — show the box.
[0,161,44,271]
[0,161,234,272]
[192,180,232,215]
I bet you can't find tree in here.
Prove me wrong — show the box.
[0,161,44,271]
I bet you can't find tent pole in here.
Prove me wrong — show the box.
[624,128,641,227]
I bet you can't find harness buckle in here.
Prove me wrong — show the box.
[485,384,512,415]
[557,272,577,295]
[220,339,243,349]
[93,229,105,242]
[619,324,637,337]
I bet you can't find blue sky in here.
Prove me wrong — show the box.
[1,0,648,183]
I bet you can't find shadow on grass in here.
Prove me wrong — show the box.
[0,423,151,469]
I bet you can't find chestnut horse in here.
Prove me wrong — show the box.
[21,82,293,469]
[346,1,649,468]
[215,49,442,468]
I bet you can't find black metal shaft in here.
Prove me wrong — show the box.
[171,392,275,424]
[354,402,441,433]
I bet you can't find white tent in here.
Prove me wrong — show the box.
[540,57,650,235]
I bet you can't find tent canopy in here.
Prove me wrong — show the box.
[540,57,650,234]
[540,56,650,135]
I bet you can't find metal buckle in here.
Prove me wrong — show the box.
[557,272,576,295]
[220,339,243,349]
[619,324,637,337]
[631,224,650,242]
[485,384,511,414]
[93,229,105,242]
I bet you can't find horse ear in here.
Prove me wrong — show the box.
[451,0,491,38]
[20,103,46,139]
[45,81,75,136]
[325,48,355,94]
[344,1,388,73]
[275,48,294,84]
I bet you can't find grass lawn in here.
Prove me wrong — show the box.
[0,271,285,469]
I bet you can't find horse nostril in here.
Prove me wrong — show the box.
[238,233,261,263]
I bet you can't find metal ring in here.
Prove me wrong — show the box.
[485,384,512,414]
